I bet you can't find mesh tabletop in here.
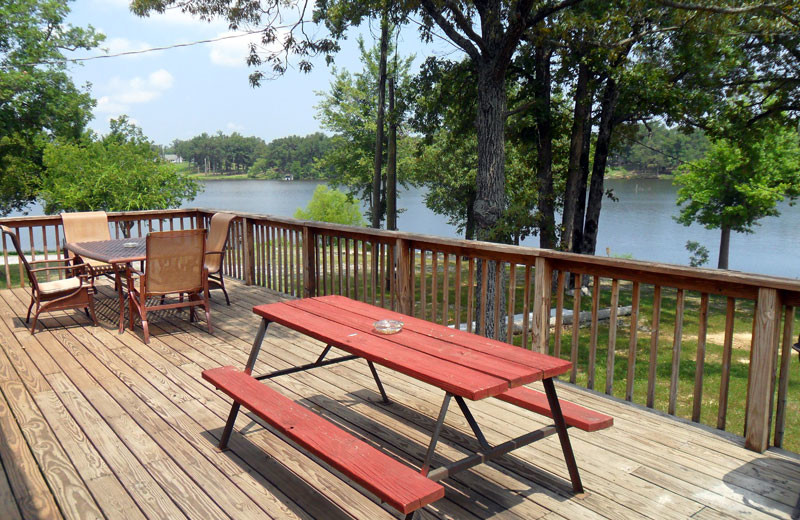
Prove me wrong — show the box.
[67,238,146,264]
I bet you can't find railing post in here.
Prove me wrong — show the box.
[745,287,781,452]
[243,218,255,286]
[531,257,553,353]
[395,238,412,315]
[303,226,316,297]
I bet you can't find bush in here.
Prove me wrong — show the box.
[294,185,364,226]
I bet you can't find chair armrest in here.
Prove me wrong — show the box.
[28,257,73,265]
[205,250,225,257]
[29,264,88,274]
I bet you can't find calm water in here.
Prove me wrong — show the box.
[10,178,800,278]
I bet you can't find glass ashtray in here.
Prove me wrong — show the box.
[123,242,140,248]
[373,319,403,334]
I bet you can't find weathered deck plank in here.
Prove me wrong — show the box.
[0,280,798,520]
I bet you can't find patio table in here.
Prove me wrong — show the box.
[65,238,146,331]
[204,295,611,516]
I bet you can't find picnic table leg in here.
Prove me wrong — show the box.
[219,318,271,449]
[367,361,390,404]
[421,393,452,476]
[543,378,584,493]
[454,396,490,450]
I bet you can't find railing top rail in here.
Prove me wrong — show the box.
[0,208,201,228]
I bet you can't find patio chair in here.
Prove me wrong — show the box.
[126,229,211,344]
[61,211,117,281]
[1,225,98,334]
[205,212,237,305]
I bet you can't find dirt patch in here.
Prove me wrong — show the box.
[696,331,752,350]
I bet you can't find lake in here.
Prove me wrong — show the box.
[9,178,800,278]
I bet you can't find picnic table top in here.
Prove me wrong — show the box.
[66,238,146,264]
[253,295,572,400]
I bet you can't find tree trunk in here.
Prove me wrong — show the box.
[571,111,592,255]
[561,61,591,251]
[474,61,508,339]
[718,226,730,269]
[386,76,397,231]
[581,78,620,256]
[371,12,389,229]
[533,45,556,249]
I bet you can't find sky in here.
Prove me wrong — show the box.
[63,0,458,146]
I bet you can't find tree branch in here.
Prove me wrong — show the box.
[443,0,487,54]
[656,0,790,14]
[419,0,481,61]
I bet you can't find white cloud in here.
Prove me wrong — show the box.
[226,122,245,132]
[95,69,175,115]
[208,30,286,68]
[101,37,156,58]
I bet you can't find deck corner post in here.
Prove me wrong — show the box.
[303,226,316,297]
[395,238,412,315]
[745,287,781,452]
[531,257,553,353]
[243,217,255,286]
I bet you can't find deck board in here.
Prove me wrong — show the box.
[0,280,798,519]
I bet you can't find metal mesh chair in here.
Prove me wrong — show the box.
[61,211,117,281]
[126,229,211,344]
[205,212,237,305]
[1,225,97,334]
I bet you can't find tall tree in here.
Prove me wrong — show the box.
[674,124,800,269]
[0,0,101,215]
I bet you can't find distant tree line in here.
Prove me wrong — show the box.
[609,123,710,176]
[169,132,334,178]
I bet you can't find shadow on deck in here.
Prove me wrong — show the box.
[0,279,798,519]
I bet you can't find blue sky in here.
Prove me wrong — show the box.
[64,1,457,146]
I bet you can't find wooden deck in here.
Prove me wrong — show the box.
[0,279,798,520]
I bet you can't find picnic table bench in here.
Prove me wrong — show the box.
[203,296,613,518]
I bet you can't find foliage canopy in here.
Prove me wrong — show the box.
[294,184,364,226]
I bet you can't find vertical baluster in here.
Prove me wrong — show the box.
[420,251,427,320]
[370,241,377,305]
[479,259,489,336]
[668,289,685,415]
[336,236,343,295]
[431,252,438,322]
[278,227,285,291]
[329,233,335,295]
[319,234,327,295]
[467,258,475,333]
[283,228,290,294]
[40,226,49,282]
[522,265,531,350]
[774,306,795,447]
[454,255,462,329]
[626,282,641,402]
[361,240,367,302]
[315,235,323,296]
[442,253,449,325]
[605,279,620,395]
[16,229,24,287]
[717,297,736,429]
[553,271,565,358]
[262,225,268,288]
[345,237,351,298]
[137,220,143,237]
[28,227,35,266]
[493,261,502,340]
[169,218,174,231]
[588,275,600,390]
[382,241,388,306]
[180,217,185,230]
[506,263,517,344]
[410,248,416,316]
[647,285,662,408]
[692,293,710,422]
[2,232,10,289]
[389,242,396,311]
[570,274,582,383]
[295,230,302,295]
[353,239,359,301]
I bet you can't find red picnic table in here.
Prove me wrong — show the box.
[203,295,613,519]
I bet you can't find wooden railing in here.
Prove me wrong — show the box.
[2,207,799,454]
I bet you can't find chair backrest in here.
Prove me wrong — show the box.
[205,213,237,273]
[144,229,206,295]
[1,225,38,291]
[61,211,111,257]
